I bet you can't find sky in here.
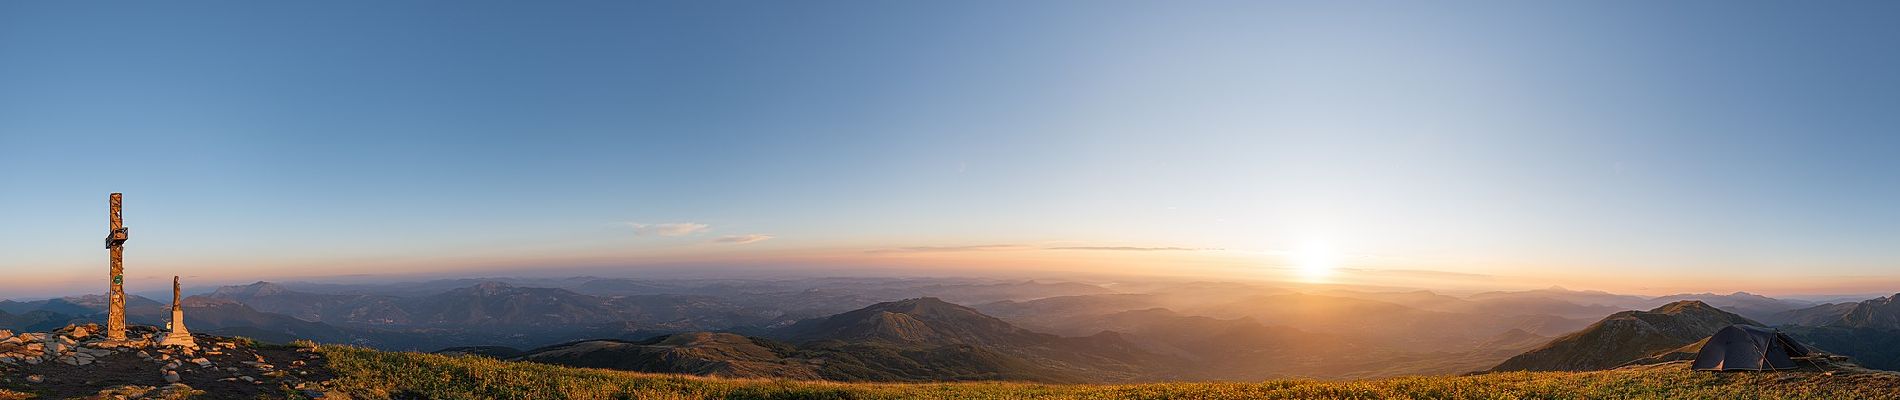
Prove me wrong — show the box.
[2,1,1898,298]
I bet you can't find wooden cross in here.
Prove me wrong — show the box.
[105,193,129,341]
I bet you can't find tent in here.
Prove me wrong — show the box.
[1691,324,1811,371]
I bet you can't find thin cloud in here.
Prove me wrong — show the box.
[712,234,775,244]
[866,244,1030,254]
[627,222,710,237]
[1045,246,1217,251]
[1337,267,1495,280]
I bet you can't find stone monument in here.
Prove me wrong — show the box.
[159,276,197,349]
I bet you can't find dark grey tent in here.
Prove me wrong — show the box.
[1691,324,1811,371]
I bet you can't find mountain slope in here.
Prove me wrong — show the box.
[776,297,1167,382]
[1831,293,1900,329]
[1772,293,1900,371]
[514,333,820,379]
[779,297,1039,347]
[1489,300,1756,372]
[321,344,1900,400]
[1769,302,1860,326]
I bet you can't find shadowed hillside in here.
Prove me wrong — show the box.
[318,346,1900,400]
[508,298,1170,383]
[1490,300,1755,372]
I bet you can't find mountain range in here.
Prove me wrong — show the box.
[6,276,1900,382]
[499,297,1162,382]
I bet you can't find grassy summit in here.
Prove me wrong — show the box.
[317,346,1900,400]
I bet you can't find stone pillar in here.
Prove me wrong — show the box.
[105,193,129,342]
[159,276,197,349]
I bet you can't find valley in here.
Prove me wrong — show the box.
[7,276,1895,384]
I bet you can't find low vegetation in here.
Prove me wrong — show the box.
[317,345,1900,400]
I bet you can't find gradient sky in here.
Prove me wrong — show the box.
[3,1,1898,297]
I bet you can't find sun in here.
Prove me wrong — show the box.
[1294,242,1337,283]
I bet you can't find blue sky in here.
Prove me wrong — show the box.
[2,1,1898,296]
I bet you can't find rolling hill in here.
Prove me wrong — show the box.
[316,345,1900,400]
[512,332,821,379]
[498,298,1168,383]
[1489,300,1756,372]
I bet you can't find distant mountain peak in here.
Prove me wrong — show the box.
[779,297,1040,347]
[211,281,291,298]
[466,281,517,293]
[1651,300,1719,315]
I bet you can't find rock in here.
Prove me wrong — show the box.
[163,369,181,383]
[25,375,42,383]
[153,383,203,399]
[0,329,12,341]
[239,375,256,383]
[93,384,155,399]
[190,357,211,366]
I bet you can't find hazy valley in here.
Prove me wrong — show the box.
[6,276,1896,385]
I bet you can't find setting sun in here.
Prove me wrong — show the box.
[1295,242,1338,283]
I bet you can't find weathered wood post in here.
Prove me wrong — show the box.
[105,193,130,342]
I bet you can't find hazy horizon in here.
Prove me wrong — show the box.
[5,1,1898,297]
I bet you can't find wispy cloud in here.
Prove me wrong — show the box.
[866,244,1030,254]
[712,234,775,244]
[627,222,710,237]
[1045,246,1217,251]
[1337,267,1494,280]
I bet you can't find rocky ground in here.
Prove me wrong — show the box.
[0,324,345,399]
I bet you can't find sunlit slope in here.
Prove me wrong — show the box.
[319,346,1900,400]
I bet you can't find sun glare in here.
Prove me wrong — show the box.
[1295,242,1337,283]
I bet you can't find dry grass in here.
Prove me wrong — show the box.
[317,345,1900,400]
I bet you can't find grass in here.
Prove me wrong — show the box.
[317,345,1900,400]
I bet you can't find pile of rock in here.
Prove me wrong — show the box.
[1,324,347,399]
[86,383,201,400]
[0,325,129,367]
